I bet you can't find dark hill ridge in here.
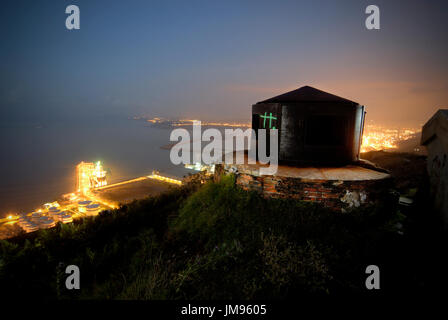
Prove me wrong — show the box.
[361,150,427,192]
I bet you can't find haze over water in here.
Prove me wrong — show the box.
[0,117,190,217]
[1,0,448,217]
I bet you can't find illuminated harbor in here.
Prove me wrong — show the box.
[0,161,183,239]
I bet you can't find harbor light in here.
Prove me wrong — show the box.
[76,161,108,193]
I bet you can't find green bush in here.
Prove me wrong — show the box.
[0,174,409,299]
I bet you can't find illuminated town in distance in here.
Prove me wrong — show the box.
[138,116,422,153]
[361,123,421,153]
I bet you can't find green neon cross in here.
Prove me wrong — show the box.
[260,112,277,129]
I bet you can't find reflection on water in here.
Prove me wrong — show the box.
[0,118,190,217]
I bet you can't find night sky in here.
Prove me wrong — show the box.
[1,0,447,126]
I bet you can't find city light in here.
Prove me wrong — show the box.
[144,117,420,153]
[83,188,119,209]
[146,117,251,128]
[77,161,108,192]
[361,124,419,152]
[148,172,183,185]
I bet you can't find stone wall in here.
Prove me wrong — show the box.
[222,168,394,212]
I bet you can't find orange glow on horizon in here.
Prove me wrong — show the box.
[360,124,419,152]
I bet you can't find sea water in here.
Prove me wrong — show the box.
[0,117,191,217]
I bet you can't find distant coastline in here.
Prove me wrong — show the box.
[132,116,251,129]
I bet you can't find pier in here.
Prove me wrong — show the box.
[0,164,183,239]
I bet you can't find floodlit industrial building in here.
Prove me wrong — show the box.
[76,161,107,192]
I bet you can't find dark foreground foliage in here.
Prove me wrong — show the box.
[0,174,446,299]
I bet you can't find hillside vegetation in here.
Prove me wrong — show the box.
[0,167,445,299]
